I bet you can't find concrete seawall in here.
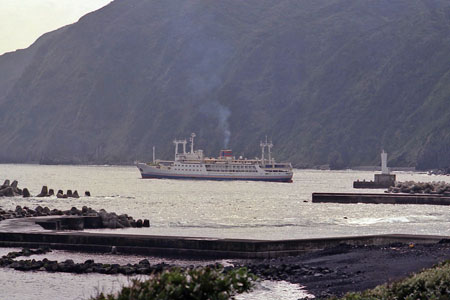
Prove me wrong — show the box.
[312,192,450,205]
[0,231,447,259]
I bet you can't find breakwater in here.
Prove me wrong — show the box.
[0,247,171,275]
[387,181,450,195]
[312,192,450,205]
[0,206,150,229]
[0,179,90,198]
[0,230,446,258]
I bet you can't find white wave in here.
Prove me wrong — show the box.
[347,216,410,225]
[236,280,314,300]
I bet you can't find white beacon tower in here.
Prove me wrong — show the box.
[381,150,389,174]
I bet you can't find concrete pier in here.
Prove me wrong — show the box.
[0,215,449,259]
[312,192,450,205]
[0,230,447,258]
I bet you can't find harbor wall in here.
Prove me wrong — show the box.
[0,231,446,259]
[312,192,450,205]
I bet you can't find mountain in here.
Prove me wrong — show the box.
[0,0,449,169]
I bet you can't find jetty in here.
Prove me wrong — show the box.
[312,192,450,206]
[0,230,448,259]
[0,216,448,258]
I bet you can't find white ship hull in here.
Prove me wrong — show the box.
[137,162,293,182]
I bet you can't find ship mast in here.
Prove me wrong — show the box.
[260,136,273,165]
[173,138,187,160]
[182,140,187,154]
[190,133,196,154]
[268,139,273,164]
[260,140,265,165]
[152,146,155,163]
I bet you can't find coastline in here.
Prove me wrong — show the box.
[238,241,450,298]
[1,239,449,299]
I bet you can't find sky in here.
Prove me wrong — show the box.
[0,0,112,55]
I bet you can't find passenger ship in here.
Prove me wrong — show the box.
[136,133,293,182]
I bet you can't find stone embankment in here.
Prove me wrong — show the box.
[0,179,90,198]
[387,181,450,195]
[0,205,150,229]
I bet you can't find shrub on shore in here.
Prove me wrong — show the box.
[91,265,256,300]
[333,260,450,299]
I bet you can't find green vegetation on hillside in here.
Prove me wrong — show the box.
[0,0,449,169]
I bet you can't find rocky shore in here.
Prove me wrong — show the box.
[0,248,169,275]
[238,241,450,298]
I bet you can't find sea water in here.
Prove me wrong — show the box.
[0,164,449,299]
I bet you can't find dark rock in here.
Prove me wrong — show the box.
[72,190,79,198]
[85,191,91,196]
[118,215,130,227]
[1,187,14,196]
[143,219,150,227]
[11,180,18,188]
[37,186,49,197]
[51,209,63,215]
[136,219,143,228]
[107,219,123,229]
[22,188,31,197]
[67,190,73,197]
[70,207,81,215]
[56,192,64,198]
[48,189,55,196]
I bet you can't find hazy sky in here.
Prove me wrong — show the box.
[0,0,112,55]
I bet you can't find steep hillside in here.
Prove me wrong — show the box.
[0,0,449,169]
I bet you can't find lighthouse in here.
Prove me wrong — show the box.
[381,150,389,175]
[354,150,396,188]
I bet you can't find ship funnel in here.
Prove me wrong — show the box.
[220,150,232,158]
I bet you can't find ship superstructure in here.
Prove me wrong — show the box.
[136,133,293,182]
